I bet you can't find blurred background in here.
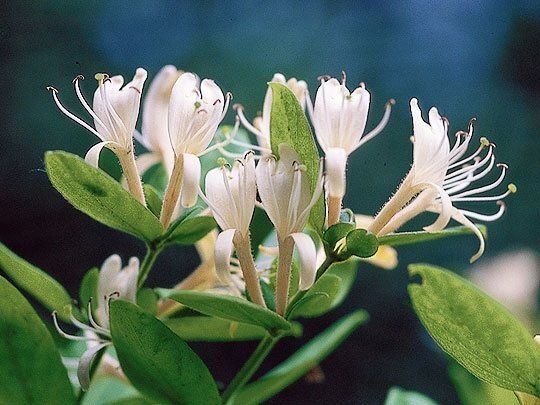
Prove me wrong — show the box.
[1,1,539,403]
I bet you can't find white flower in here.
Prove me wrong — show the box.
[199,153,266,307]
[134,65,182,177]
[369,98,515,262]
[236,73,308,152]
[160,73,230,228]
[307,73,393,225]
[48,69,148,204]
[256,144,323,314]
[53,255,139,390]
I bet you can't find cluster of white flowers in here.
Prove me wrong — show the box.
[48,65,515,391]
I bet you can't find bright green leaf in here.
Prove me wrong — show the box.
[345,229,379,258]
[323,259,358,309]
[323,223,355,247]
[109,300,220,404]
[287,274,341,319]
[165,316,303,342]
[231,310,369,404]
[0,276,76,404]
[0,242,72,321]
[408,264,540,396]
[81,377,143,405]
[45,151,163,242]
[136,288,158,315]
[378,225,487,247]
[143,184,163,218]
[164,216,217,246]
[384,387,438,405]
[269,83,325,233]
[156,290,291,332]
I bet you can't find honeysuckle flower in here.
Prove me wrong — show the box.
[134,65,182,177]
[199,152,266,307]
[160,72,230,228]
[53,255,139,390]
[306,73,393,225]
[256,144,324,314]
[48,69,148,205]
[236,73,308,152]
[369,98,515,262]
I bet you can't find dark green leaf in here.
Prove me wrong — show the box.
[378,225,487,247]
[345,229,379,258]
[142,162,168,195]
[109,300,220,404]
[45,151,163,242]
[0,242,72,321]
[384,387,438,405]
[408,264,540,396]
[156,290,291,332]
[165,317,303,342]
[79,267,99,319]
[143,184,162,218]
[269,83,325,233]
[231,310,369,404]
[136,288,158,315]
[0,276,76,404]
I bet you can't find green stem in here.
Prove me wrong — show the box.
[315,254,335,280]
[222,334,278,404]
[137,244,163,288]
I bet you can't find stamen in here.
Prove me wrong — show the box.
[355,98,395,150]
[450,163,508,199]
[459,201,506,222]
[52,312,107,343]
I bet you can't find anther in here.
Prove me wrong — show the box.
[72,74,85,84]
[317,74,331,82]
[386,98,396,107]
[46,86,58,93]
[341,71,347,85]
[496,163,508,169]
[479,137,490,147]
[94,73,109,82]
[508,183,517,193]
[233,103,244,110]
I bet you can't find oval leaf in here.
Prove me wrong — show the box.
[156,290,291,332]
[0,242,72,320]
[164,216,217,245]
[109,300,220,404]
[0,276,76,404]
[378,225,486,247]
[231,310,369,404]
[408,264,540,396]
[287,274,341,319]
[143,184,163,218]
[45,151,163,242]
[269,83,324,233]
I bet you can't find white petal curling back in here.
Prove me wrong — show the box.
[77,341,110,391]
[85,141,121,167]
[325,147,348,198]
[289,232,317,290]
[181,153,202,208]
[214,229,237,284]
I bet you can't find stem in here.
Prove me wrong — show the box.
[327,196,342,227]
[117,148,146,206]
[234,233,267,308]
[275,236,295,316]
[160,154,184,229]
[315,254,334,280]
[222,334,278,403]
[137,244,163,288]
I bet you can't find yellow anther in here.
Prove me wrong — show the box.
[479,137,490,147]
[508,183,517,193]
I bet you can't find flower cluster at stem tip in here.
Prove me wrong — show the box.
[48,66,515,389]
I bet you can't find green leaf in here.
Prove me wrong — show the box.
[156,290,291,332]
[231,310,369,404]
[384,387,438,405]
[164,215,217,246]
[345,229,379,258]
[408,264,540,396]
[287,274,341,319]
[45,151,163,242]
[143,184,162,218]
[323,223,355,247]
[378,225,487,247]
[0,276,76,404]
[81,377,143,405]
[79,267,99,319]
[165,316,303,342]
[269,83,325,233]
[0,242,72,321]
[109,300,220,405]
[142,162,168,195]
[136,288,158,315]
[323,259,359,309]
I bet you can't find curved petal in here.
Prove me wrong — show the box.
[325,147,348,198]
[451,208,485,263]
[77,342,110,391]
[168,73,199,154]
[214,229,237,284]
[289,232,317,290]
[85,141,122,167]
[422,182,453,232]
[181,153,201,208]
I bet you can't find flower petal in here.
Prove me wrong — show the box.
[325,147,348,198]
[451,208,485,263]
[85,141,122,167]
[168,73,199,154]
[214,229,237,284]
[77,342,110,391]
[289,232,317,290]
[181,153,201,207]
